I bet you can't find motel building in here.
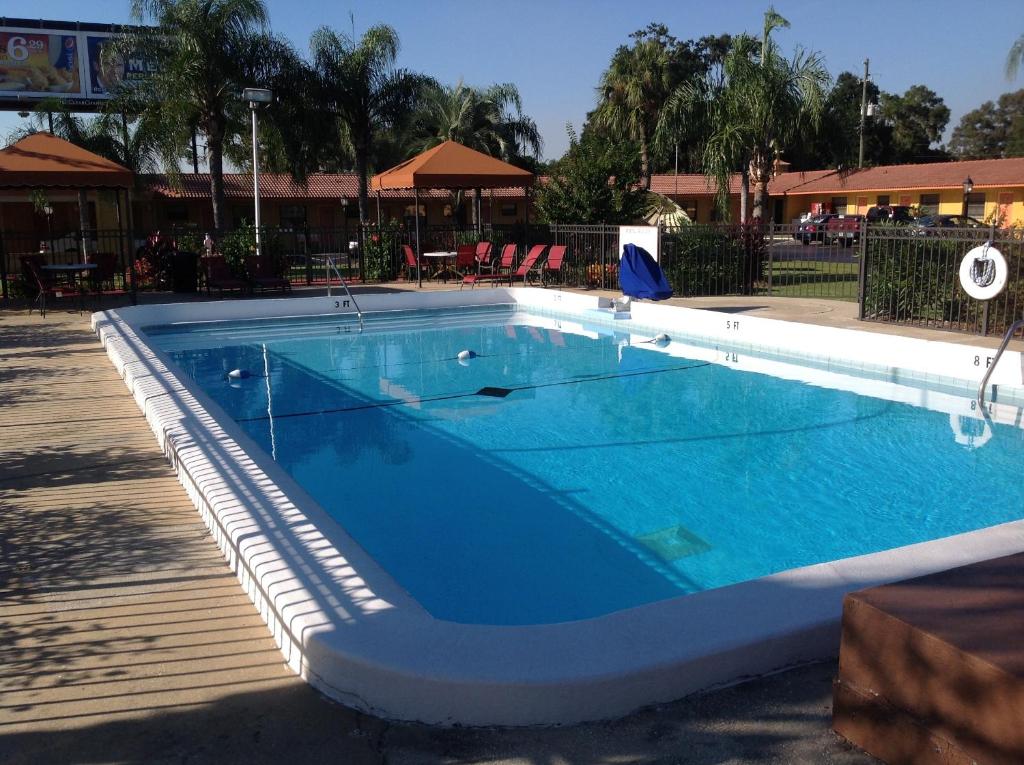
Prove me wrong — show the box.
[2,132,1024,243]
[654,157,1024,226]
[133,156,1024,232]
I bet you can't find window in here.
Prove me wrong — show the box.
[681,200,697,221]
[876,195,890,206]
[500,203,517,217]
[830,196,848,214]
[280,204,307,229]
[919,194,940,215]
[966,192,985,219]
[165,203,189,223]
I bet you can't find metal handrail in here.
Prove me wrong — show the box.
[978,318,1024,407]
[325,256,364,332]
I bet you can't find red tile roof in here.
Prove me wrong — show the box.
[142,157,1024,202]
[777,158,1024,195]
[649,169,836,196]
[142,173,524,200]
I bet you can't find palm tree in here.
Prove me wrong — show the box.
[414,81,542,160]
[122,0,296,229]
[658,8,828,221]
[310,24,427,224]
[593,36,677,189]
[1008,33,1024,80]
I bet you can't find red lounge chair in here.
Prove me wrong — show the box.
[203,255,248,296]
[247,254,291,293]
[477,243,516,277]
[462,244,547,289]
[541,245,567,286]
[474,241,493,272]
[454,244,477,277]
[401,245,424,280]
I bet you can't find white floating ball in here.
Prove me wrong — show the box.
[228,369,251,380]
[457,350,475,361]
[653,333,671,345]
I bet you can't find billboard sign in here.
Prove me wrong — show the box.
[0,31,82,98]
[0,20,157,110]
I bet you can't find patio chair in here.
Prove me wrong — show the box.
[247,254,291,294]
[474,241,494,272]
[401,245,424,280]
[477,243,515,276]
[203,255,248,297]
[540,245,568,286]
[454,244,477,277]
[86,252,120,295]
[461,244,547,289]
[20,255,67,317]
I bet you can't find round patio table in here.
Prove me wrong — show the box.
[422,251,458,282]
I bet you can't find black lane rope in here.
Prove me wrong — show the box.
[233,361,712,424]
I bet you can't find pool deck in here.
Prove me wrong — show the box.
[3,284,991,762]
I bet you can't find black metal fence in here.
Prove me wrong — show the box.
[4,219,1021,339]
[861,224,1024,336]
[0,228,135,301]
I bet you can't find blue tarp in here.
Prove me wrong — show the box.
[619,243,673,300]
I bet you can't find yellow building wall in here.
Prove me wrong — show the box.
[783,187,1024,226]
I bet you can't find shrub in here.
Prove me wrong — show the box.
[363,224,400,282]
[661,224,766,296]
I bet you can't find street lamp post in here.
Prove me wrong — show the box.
[962,177,974,218]
[243,87,273,257]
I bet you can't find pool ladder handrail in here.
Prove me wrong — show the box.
[325,256,364,332]
[977,317,1024,408]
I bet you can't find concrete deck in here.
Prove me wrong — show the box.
[0,286,966,763]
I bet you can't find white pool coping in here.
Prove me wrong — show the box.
[92,288,1024,725]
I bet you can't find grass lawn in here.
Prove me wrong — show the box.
[766,259,859,301]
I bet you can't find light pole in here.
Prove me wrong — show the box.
[243,87,273,257]
[962,177,974,217]
[858,59,870,169]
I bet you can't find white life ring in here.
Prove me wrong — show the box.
[948,412,992,450]
[959,244,1007,300]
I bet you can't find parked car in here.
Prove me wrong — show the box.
[911,214,984,235]
[825,214,865,247]
[866,205,914,224]
[793,214,837,244]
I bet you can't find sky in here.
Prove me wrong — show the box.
[3,0,1023,161]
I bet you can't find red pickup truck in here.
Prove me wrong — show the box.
[825,215,865,247]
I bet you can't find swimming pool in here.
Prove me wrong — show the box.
[94,288,1024,724]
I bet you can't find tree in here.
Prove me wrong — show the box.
[948,90,1024,159]
[310,24,427,224]
[879,85,950,163]
[658,7,829,221]
[790,71,886,169]
[593,27,681,188]
[1008,33,1024,80]
[413,81,541,161]
[122,0,301,230]
[534,126,647,224]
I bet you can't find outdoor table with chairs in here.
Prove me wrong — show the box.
[422,250,458,281]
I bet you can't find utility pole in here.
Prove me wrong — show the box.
[858,58,870,169]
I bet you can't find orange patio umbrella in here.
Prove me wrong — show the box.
[371,141,534,287]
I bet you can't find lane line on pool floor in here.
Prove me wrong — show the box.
[232,362,713,424]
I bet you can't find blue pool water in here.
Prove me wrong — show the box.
[150,307,1024,625]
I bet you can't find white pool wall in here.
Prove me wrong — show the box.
[92,289,1024,725]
